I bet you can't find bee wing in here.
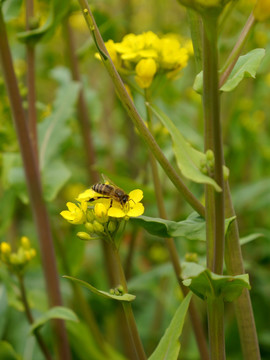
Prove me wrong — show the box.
[101,173,117,187]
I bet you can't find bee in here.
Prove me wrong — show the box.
[90,176,130,207]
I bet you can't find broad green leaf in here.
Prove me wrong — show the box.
[194,49,265,94]
[63,276,136,302]
[2,0,23,22]
[148,104,221,191]
[42,159,71,201]
[17,0,70,44]
[131,213,235,241]
[0,341,21,360]
[38,81,81,169]
[148,293,192,360]
[182,262,250,301]
[29,306,79,334]
[240,233,264,246]
[220,49,265,92]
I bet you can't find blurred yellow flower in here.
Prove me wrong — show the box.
[254,0,270,21]
[135,58,157,88]
[60,201,87,224]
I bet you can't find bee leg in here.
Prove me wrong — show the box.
[110,199,113,208]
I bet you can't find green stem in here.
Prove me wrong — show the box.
[17,274,53,360]
[202,13,225,360]
[202,15,225,275]
[207,296,225,360]
[111,243,147,360]
[224,182,261,360]
[78,0,205,218]
[219,13,255,88]
[144,90,209,360]
[0,8,71,359]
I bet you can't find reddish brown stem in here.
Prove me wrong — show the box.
[0,8,71,360]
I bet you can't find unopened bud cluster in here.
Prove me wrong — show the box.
[76,203,118,241]
[0,237,36,274]
[200,149,215,176]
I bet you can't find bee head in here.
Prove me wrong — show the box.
[121,194,129,206]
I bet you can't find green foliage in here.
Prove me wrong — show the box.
[193,48,266,93]
[0,341,21,360]
[2,0,23,22]
[149,103,221,191]
[182,262,251,301]
[29,306,79,334]
[148,292,192,360]
[132,213,235,241]
[63,276,136,302]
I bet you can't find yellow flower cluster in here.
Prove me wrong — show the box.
[101,31,192,89]
[253,0,270,21]
[0,237,36,274]
[60,185,144,241]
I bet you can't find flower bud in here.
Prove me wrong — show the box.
[94,203,108,223]
[85,222,94,233]
[0,242,11,255]
[93,221,105,234]
[223,165,230,181]
[108,221,117,233]
[21,236,31,249]
[185,252,199,263]
[135,58,157,89]
[76,232,92,241]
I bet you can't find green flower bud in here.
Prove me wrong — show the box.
[108,221,117,233]
[109,288,115,295]
[76,232,92,241]
[85,222,94,233]
[185,252,199,263]
[223,165,230,181]
[86,210,95,222]
[117,285,124,294]
[93,221,104,234]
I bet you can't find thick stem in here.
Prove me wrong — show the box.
[18,275,53,360]
[202,16,225,275]
[202,14,225,360]
[78,0,205,218]
[111,244,147,360]
[0,8,71,360]
[207,296,225,360]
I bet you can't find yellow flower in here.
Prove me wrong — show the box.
[21,236,30,249]
[135,58,157,88]
[76,188,97,202]
[107,189,144,219]
[0,242,11,255]
[254,0,270,21]
[60,201,87,224]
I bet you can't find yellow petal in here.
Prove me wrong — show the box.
[108,207,126,218]
[129,189,143,203]
[77,189,97,201]
[60,210,74,220]
[127,203,144,217]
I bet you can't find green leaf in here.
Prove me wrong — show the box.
[42,159,71,201]
[220,49,265,92]
[0,341,21,360]
[2,0,23,22]
[240,233,264,246]
[194,49,265,94]
[38,81,81,169]
[131,213,235,241]
[29,306,79,334]
[17,0,70,44]
[63,276,136,302]
[148,104,221,191]
[148,292,192,360]
[182,262,251,301]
